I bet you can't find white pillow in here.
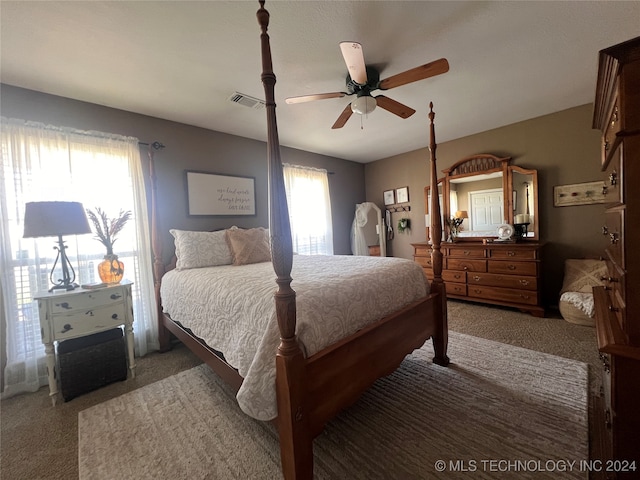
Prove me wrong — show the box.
[170,229,233,270]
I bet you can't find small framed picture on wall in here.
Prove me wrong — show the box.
[396,186,409,203]
[383,189,395,206]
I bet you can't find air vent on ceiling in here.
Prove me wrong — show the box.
[228,92,266,110]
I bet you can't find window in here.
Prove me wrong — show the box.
[282,164,333,255]
[0,118,157,398]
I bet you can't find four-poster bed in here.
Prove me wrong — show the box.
[149,2,449,478]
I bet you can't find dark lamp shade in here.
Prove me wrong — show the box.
[23,201,92,238]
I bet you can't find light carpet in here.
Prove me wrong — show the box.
[78,332,588,479]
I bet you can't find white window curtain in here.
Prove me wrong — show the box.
[282,164,333,255]
[0,118,158,398]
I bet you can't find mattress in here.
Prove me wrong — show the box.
[160,254,430,420]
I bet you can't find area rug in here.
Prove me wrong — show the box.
[78,332,588,479]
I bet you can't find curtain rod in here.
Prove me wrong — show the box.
[138,141,165,150]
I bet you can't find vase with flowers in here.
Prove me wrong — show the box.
[86,208,132,284]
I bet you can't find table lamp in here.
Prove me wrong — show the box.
[23,201,92,292]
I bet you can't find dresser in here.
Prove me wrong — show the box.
[35,281,136,405]
[412,241,544,317]
[591,36,640,476]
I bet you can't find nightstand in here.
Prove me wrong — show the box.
[35,280,136,405]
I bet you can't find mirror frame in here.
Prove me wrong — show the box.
[436,154,539,241]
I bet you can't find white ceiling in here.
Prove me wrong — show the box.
[1,1,639,163]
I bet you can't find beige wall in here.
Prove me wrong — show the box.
[365,104,608,307]
[0,85,365,260]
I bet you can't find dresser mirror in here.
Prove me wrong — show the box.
[435,154,539,241]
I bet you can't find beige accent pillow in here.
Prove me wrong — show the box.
[170,229,233,270]
[225,227,271,266]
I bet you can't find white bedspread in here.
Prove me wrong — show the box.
[160,254,430,420]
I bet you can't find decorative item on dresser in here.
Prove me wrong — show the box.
[414,152,544,317]
[591,35,640,476]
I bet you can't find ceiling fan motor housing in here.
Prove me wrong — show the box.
[346,66,380,94]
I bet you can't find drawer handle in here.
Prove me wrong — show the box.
[463,251,470,256]
[519,279,530,286]
[520,294,530,300]
[611,107,618,125]
[600,276,619,283]
[604,140,609,152]
[454,274,461,279]
[462,266,468,271]
[110,294,122,300]
[602,185,608,196]
[507,251,515,257]
[111,313,119,319]
[507,265,516,270]
[473,289,482,294]
[608,305,619,313]
[60,324,73,333]
[609,170,617,186]
[605,409,612,430]
[85,310,94,316]
[601,226,608,235]
[609,232,619,244]
[56,302,71,310]
[473,275,481,282]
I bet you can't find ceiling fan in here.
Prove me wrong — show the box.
[285,42,449,129]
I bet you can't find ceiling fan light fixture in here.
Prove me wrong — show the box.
[351,95,377,115]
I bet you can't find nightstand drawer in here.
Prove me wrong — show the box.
[50,288,125,314]
[52,303,127,341]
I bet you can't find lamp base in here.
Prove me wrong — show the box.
[49,282,79,293]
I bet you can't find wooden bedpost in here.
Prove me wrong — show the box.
[148,146,171,352]
[257,2,312,478]
[428,103,450,366]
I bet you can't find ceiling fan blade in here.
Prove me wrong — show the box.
[378,58,450,90]
[331,104,353,129]
[375,95,416,119]
[339,41,367,85]
[285,92,347,104]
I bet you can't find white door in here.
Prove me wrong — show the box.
[470,188,504,231]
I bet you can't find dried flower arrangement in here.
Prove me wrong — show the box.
[85,208,132,256]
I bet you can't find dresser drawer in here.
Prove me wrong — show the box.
[446,247,485,259]
[487,260,537,276]
[414,246,433,257]
[489,248,537,260]
[52,303,127,341]
[468,285,538,306]
[447,258,486,272]
[468,272,537,291]
[604,261,625,306]
[50,287,126,314]
[603,208,624,268]
[443,270,466,283]
[603,144,623,206]
[446,283,467,296]
[414,255,433,269]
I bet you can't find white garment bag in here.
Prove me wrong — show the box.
[350,202,386,256]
